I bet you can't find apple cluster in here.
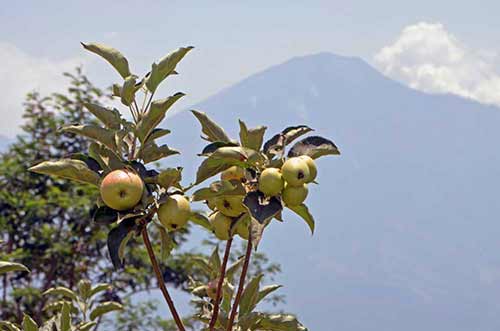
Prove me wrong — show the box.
[99,169,192,232]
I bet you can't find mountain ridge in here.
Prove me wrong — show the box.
[166,51,500,331]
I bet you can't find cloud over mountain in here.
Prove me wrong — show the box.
[375,22,500,107]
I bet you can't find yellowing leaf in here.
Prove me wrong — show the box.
[287,204,315,234]
[81,42,131,78]
[146,47,193,92]
[83,103,121,130]
[29,159,100,186]
[0,262,29,275]
[62,125,117,151]
[89,302,123,321]
[191,110,232,143]
[136,93,184,142]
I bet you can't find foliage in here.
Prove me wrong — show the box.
[8,41,340,330]
[0,259,121,331]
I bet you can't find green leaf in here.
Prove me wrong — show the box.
[28,159,100,186]
[189,212,212,231]
[136,93,185,142]
[238,274,264,317]
[42,301,78,314]
[77,279,91,300]
[200,141,239,156]
[92,206,118,225]
[239,120,267,151]
[139,142,179,164]
[221,281,234,314]
[256,313,308,331]
[287,136,340,159]
[62,125,117,151]
[144,128,171,145]
[81,42,131,78]
[107,218,137,269]
[287,204,315,234]
[156,167,182,189]
[120,75,139,106]
[0,261,30,275]
[191,110,232,143]
[0,321,21,331]
[257,285,282,304]
[192,180,246,201]
[60,302,71,331]
[89,302,123,321]
[194,156,231,185]
[43,287,77,301]
[75,322,97,331]
[22,314,38,331]
[263,125,314,157]
[146,47,193,93]
[225,257,244,283]
[83,103,121,130]
[88,142,123,172]
[89,283,112,298]
[38,318,56,331]
[208,245,221,273]
[158,225,174,261]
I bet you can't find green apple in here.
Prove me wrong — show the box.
[215,195,246,217]
[235,216,250,240]
[281,157,310,187]
[157,194,191,231]
[282,183,308,206]
[100,169,144,211]
[221,166,246,182]
[210,211,233,240]
[299,155,317,182]
[206,198,217,211]
[258,168,284,196]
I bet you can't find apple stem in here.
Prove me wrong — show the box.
[141,226,186,331]
[208,237,234,331]
[226,238,253,331]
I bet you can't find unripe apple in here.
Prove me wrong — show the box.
[258,168,284,196]
[210,211,233,240]
[157,195,191,231]
[221,166,246,182]
[282,183,308,206]
[206,198,217,211]
[235,217,250,240]
[299,155,317,183]
[281,157,310,187]
[215,195,246,217]
[100,169,144,211]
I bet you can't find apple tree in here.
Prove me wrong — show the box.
[25,42,340,331]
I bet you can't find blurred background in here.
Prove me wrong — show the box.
[2,1,500,330]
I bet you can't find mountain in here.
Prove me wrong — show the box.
[165,53,500,330]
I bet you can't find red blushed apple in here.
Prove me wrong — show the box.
[100,169,144,211]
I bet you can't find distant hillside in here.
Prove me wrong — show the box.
[163,52,500,331]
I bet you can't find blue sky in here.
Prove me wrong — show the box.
[2,1,500,136]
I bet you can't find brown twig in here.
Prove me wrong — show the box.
[226,239,253,331]
[208,237,234,330]
[141,226,186,331]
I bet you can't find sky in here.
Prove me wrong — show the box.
[2,1,500,327]
[2,1,500,137]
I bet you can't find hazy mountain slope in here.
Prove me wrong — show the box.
[164,52,500,331]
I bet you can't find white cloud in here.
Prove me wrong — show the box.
[374,22,500,107]
[0,42,85,137]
